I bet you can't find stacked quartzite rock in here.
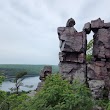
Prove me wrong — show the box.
[37,66,52,91]
[57,18,110,100]
[57,18,87,83]
[86,18,110,99]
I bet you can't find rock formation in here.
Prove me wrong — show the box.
[39,66,52,81]
[87,18,110,99]
[36,66,52,91]
[58,18,87,84]
[58,18,110,100]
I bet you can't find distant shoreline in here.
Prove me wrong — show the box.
[0,64,58,79]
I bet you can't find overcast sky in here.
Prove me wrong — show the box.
[0,0,110,65]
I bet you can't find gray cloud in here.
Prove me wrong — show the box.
[0,0,109,64]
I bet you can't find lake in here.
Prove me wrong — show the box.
[0,76,40,92]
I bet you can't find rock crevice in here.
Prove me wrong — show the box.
[57,18,110,100]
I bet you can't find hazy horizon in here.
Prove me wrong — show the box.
[0,63,58,65]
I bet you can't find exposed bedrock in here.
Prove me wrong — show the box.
[39,66,52,81]
[58,27,86,53]
[87,61,110,99]
[93,28,110,59]
[87,18,110,99]
[58,18,87,84]
[57,18,110,101]
[59,52,86,63]
[59,62,86,83]
[36,66,52,91]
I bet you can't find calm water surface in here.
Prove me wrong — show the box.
[0,76,40,91]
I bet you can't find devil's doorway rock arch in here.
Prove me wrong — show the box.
[57,18,110,100]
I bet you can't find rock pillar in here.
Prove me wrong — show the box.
[87,18,110,99]
[57,18,87,83]
[37,66,52,91]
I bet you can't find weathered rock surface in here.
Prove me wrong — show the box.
[83,22,91,34]
[66,18,75,27]
[57,18,110,101]
[93,28,110,59]
[58,18,87,84]
[58,28,86,53]
[59,52,85,63]
[87,61,110,99]
[39,66,52,81]
[87,61,108,80]
[36,66,52,91]
[59,62,86,83]
[91,18,104,32]
[103,22,110,28]
[88,80,105,99]
[86,18,110,100]
[36,82,44,91]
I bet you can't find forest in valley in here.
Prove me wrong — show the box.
[0,64,58,78]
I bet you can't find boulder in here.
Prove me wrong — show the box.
[103,22,110,28]
[39,66,52,81]
[83,22,91,34]
[91,18,104,32]
[66,18,75,27]
[59,32,86,53]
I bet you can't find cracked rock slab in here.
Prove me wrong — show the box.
[59,52,86,63]
[59,62,86,83]
[83,22,91,34]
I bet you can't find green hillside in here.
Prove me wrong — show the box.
[0,64,59,78]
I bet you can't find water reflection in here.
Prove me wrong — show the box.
[0,76,40,92]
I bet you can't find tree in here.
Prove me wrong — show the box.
[17,74,93,110]
[10,71,27,94]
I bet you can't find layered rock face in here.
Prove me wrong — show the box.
[39,66,52,81]
[58,18,110,100]
[87,18,110,99]
[37,66,52,91]
[57,18,87,83]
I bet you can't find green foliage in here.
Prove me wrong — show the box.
[0,93,30,110]
[86,54,92,62]
[107,101,110,110]
[104,100,110,110]
[11,72,27,94]
[15,71,27,81]
[95,99,109,110]
[86,39,93,62]
[17,74,93,110]
[87,39,93,51]
[0,72,5,84]
[0,76,4,84]
[2,74,110,110]
[0,91,6,105]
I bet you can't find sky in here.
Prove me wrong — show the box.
[0,0,110,65]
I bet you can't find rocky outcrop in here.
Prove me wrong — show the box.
[39,66,52,81]
[36,66,52,91]
[58,18,110,100]
[57,18,87,84]
[87,18,110,99]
